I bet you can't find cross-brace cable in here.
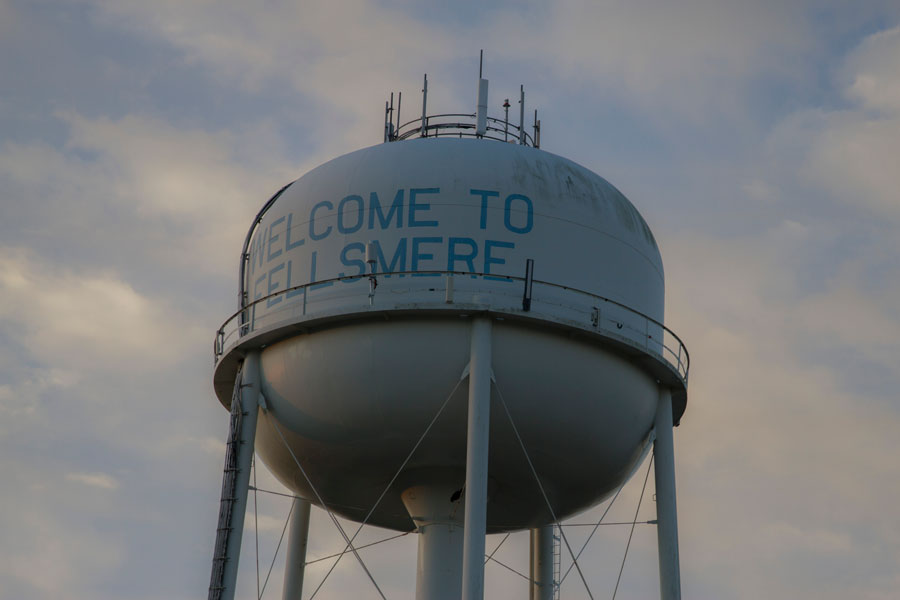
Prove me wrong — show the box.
[558,481,625,586]
[269,419,387,600]
[258,497,294,599]
[485,555,531,582]
[484,532,510,565]
[492,383,596,600]
[612,454,654,600]
[305,532,412,566]
[306,375,465,599]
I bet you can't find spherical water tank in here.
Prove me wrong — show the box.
[213,137,687,533]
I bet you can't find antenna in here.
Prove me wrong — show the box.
[378,55,543,146]
[476,50,488,137]
[389,93,395,141]
[421,74,428,138]
[518,85,526,145]
[503,98,511,142]
[396,92,402,139]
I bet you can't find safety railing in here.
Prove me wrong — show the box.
[213,270,689,385]
[391,113,538,146]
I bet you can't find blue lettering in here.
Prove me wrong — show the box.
[285,213,304,251]
[369,190,404,229]
[448,237,478,273]
[412,236,443,276]
[253,226,268,271]
[285,260,304,299]
[409,188,439,227]
[339,242,366,281]
[373,238,407,276]
[309,250,333,290]
[504,194,533,234]
[471,189,499,229]
[252,272,266,332]
[266,263,285,307]
[309,201,333,241]
[484,240,515,280]
[253,273,266,300]
[337,195,365,234]
[267,216,285,262]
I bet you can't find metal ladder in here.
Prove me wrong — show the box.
[553,524,562,599]
[208,366,244,600]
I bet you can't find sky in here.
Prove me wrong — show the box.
[1,1,900,599]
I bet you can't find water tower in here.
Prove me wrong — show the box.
[207,61,688,600]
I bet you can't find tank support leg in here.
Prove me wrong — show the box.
[654,387,681,600]
[210,350,262,600]
[530,525,555,600]
[282,497,312,600]
[461,317,492,600]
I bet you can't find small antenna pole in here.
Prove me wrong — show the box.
[533,109,541,149]
[388,93,395,141]
[384,100,390,142]
[421,74,428,138]
[518,85,526,145]
[476,53,488,137]
[503,98,510,142]
[396,91,402,139]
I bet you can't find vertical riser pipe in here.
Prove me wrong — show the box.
[530,526,555,600]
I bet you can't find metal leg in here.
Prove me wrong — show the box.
[530,525,555,600]
[654,388,681,600]
[461,317,492,600]
[211,350,262,600]
[282,498,312,600]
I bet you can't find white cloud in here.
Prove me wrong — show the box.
[0,111,298,281]
[248,513,289,534]
[513,0,813,110]
[88,0,465,155]
[843,26,900,115]
[0,366,78,436]
[66,472,120,490]
[766,26,900,220]
[2,3,900,600]
[0,247,206,370]
[660,221,900,598]
[0,510,124,597]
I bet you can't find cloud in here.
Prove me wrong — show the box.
[765,26,900,221]
[660,218,900,598]
[0,247,207,371]
[66,472,120,490]
[504,0,815,111]
[87,0,466,155]
[843,26,900,114]
[80,0,858,157]
[0,506,125,598]
[2,4,900,600]
[0,111,298,286]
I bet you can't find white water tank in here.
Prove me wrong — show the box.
[213,137,687,532]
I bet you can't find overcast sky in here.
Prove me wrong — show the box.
[2,1,900,599]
